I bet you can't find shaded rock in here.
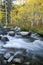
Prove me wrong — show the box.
[1,29,7,35]
[38,33,43,37]
[1,36,9,41]
[4,53,11,60]
[4,52,14,63]
[0,36,1,40]
[16,32,21,35]
[3,59,7,64]
[8,31,15,36]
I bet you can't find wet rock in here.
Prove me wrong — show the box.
[7,55,14,63]
[30,33,41,40]
[8,31,15,36]
[12,55,24,64]
[4,52,11,60]
[13,58,24,64]
[12,51,25,64]
[1,36,9,41]
[20,31,31,37]
[7,51,25,63]
[4,52,14,60]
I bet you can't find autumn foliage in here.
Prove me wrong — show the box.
[0,0,43,33]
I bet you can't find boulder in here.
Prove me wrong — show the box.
[13,58,23,64]
[8,31,15,36]
[4,52,14,60]
[4,53,11,60]
[20,31,31,37]
[1,36,9,41]
[7,51,25,63]
[12,51,25,64]
[38,33,43,37]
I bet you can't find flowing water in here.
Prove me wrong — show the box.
[0,33,43,64]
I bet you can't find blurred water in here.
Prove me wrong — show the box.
[3,35,43,51]
[0,34,43,63]
[0,41,4,48]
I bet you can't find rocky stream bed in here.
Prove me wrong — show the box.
[0,28,43,65]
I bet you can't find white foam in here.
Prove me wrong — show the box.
[3,35,43,51]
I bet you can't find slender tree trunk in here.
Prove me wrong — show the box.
[36,3,39,25]
[31,12,34,27]
[41,14,43,24]
[5,1,7,26]
[0,0,2,23]
[4,0,12,26]
[6,0,12,23]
